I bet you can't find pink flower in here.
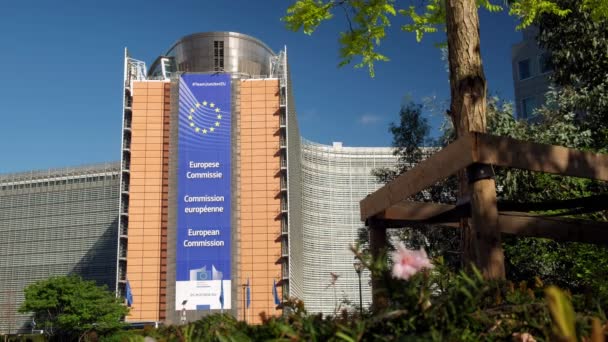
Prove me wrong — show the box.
[391,243,434,280]
[512,332,536,342]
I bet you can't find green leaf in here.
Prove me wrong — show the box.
[509,0,571,29]
[335,331,357,342]
[283,0,334,35]
[545,286,576,340]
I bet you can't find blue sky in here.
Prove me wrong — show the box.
[0,0,521,173]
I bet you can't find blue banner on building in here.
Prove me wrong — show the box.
[176,74,231,310]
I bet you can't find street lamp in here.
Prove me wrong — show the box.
[180,300,188,325]
[353,257,363,317]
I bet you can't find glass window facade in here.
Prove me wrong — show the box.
[521,97,537,119]
[0,163,120,334]
[518,59,531,80]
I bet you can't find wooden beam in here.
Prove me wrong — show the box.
[381,195,608,223]
[377,201,608,245]
[475,133,608,181]
[380,201,457,221]
[360,134,475,221]
[498,213,608,245]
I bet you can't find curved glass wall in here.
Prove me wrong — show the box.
[298,140,397,314]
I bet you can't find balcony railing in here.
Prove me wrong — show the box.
[119,214,128,235]
[123,137,131,151]
[119,245,127,259]
[282,283,289,300]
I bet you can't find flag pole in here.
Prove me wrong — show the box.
[248,275,252,323]
[241,282,246,322]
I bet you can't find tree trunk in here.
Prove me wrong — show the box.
[445,0,505,279]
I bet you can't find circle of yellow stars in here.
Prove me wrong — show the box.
[188,100,223,135]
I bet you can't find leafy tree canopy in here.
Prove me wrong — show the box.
[19,276,128,339]
[282,0,602,76]
[536,0,608,149]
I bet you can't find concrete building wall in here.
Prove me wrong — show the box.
[512,26,552,119]
[126,81,171,322]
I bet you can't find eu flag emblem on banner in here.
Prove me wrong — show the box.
[273,279,280,306]
[125,280,133,307]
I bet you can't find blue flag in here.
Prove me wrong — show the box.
[219,279,224,309]
[273,279,280,306]
[125,280,133,307]
[246,278,250,309]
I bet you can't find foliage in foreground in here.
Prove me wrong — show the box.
[19,275,128,341]
[107,268,606,342]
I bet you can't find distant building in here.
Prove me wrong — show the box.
[0,163,120,333]
[511,26,553,119]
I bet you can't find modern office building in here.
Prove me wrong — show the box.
[117,32,301,324]
[0,163,121,334]
[511,26,552,119]
[0,32,399,333]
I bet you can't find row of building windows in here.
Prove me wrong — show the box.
[518,52,552,81]
[1,186,118,205]
[214,40,225,71]
[0,174,119,191]
[517,52,554,119]
[1,199,118,218]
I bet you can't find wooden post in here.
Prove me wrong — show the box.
[368,218,388,311]
[467,164,505,278]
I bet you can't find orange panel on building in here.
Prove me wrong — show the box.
[126,81,170,322]
[238,79,282,323]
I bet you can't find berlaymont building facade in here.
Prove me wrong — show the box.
[0,32,397,333]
